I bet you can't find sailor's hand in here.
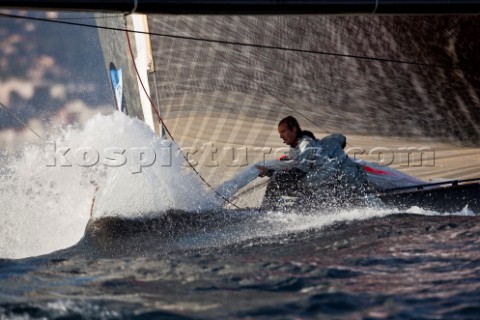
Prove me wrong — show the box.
[256,165,269,177]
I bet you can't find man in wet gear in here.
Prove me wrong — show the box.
[256,116,369,210]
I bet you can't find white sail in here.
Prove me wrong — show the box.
[94,13,480,207]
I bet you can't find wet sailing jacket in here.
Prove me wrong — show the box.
[303,134,368,196]
[263,133,368,196]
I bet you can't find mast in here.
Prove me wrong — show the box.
[0,0,480,14]
[130,14,156,133]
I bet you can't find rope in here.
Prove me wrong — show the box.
[124,25,241,209]
[0,101,42,139]
[0,12,458,70]
[372,0,379,14]
[131,0,138,14]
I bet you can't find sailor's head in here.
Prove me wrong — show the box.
[278,116,301,147]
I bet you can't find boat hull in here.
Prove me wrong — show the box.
[378,182,480,214]
[259,182,480,214]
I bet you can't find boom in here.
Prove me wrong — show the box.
[0,0,479,14]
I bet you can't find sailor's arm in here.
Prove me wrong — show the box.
[256,139,317,175]
[294,138,317,172]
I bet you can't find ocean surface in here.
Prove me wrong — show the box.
[1,113,480,319]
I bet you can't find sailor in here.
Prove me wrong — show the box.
[303,132,369,208]
[256,116,368,209]
[255,116,314,208]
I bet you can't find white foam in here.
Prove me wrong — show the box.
[178,203,478,250]
[83,112,219,218]
[0,129,94,259]
[0,112,219,259]
[405,205,476,216]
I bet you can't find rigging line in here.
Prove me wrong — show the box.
[160,23,271,208]
[0,101,42,139]
[156,21,403,204]
[124,26,241,209]
[198,33,370,204]
[57,14,125,20]
[264,93,385,163]
[131,0,138,15]
[152,20,392,195]
[372,0,379,14]
[292,107,387,163]
[0,12,458,70]
[150,24,255,208]
[191,44,325,203]
[127,16,253,209]
[5,12,125,21]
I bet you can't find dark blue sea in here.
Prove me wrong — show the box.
[2,212,480,319]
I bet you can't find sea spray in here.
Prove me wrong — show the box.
[86,112,220,218]
[0,133,95,259]
[175,207,400,250]
[173,203,478,251]
[0,112,220,259]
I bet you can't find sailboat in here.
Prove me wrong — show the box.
[2,1,480,213]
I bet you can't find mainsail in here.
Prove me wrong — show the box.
[94,12,480,207]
